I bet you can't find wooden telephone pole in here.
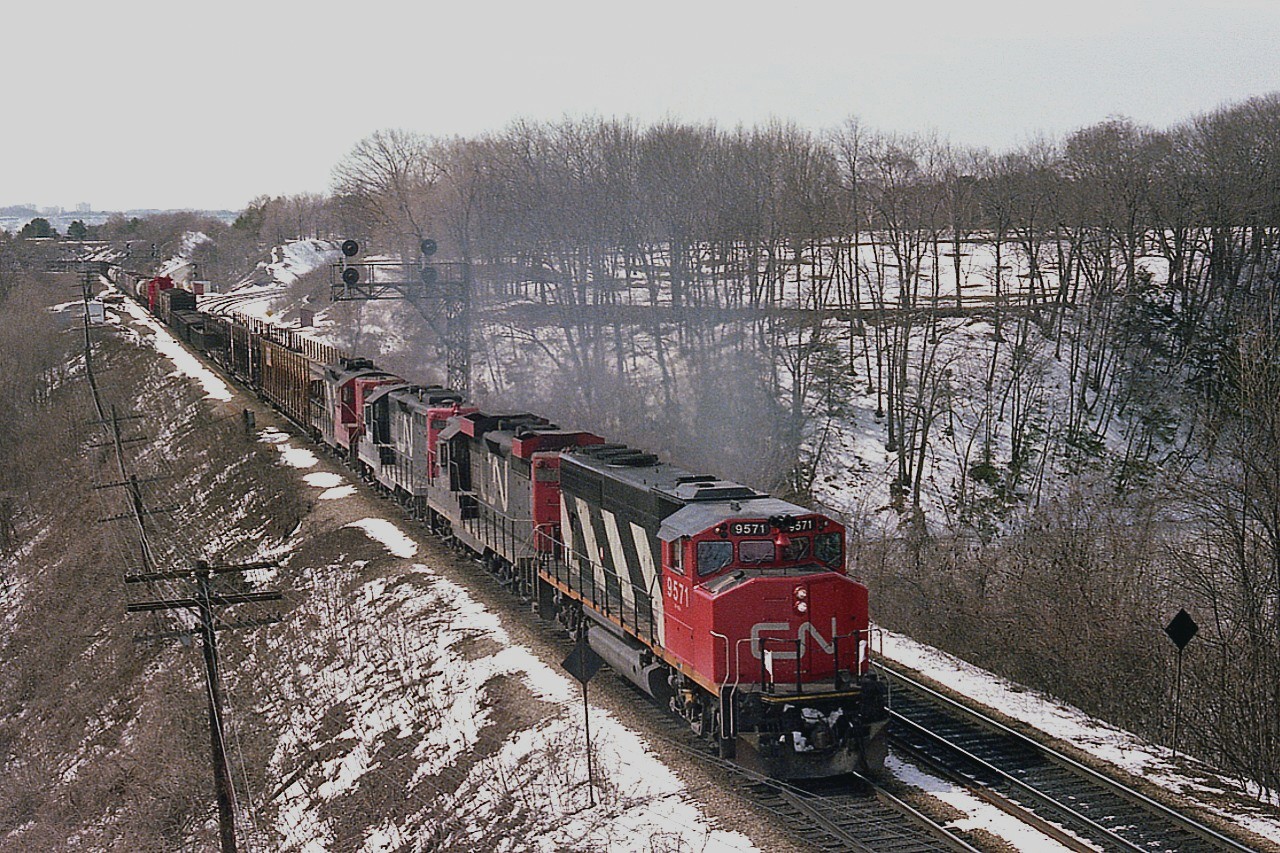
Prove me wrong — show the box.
[127,560,283,853]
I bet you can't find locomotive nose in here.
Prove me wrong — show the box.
[703,570,868,687]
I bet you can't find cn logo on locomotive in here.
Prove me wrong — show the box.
[749,619,838,660]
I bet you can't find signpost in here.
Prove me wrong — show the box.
[1164,608,1199,760]
[562,635,605,807]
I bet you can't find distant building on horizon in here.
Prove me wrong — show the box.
[76,202,91,213]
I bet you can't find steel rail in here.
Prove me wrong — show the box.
[877,661,1260,853]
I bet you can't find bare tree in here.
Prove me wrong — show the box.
[332,128,439,259]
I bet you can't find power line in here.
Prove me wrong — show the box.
[126,560,282,853]
[70,265,290,850]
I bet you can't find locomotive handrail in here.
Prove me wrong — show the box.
[710,629,731,688]
[711,630,732,717]
[758,629,867,695]
[723,634,753,743]
[555,538,656,641]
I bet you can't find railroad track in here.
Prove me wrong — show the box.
[112,287,1093,851]
[744,774,981,852]
[199,285,287,316]
[880,663,1264,852]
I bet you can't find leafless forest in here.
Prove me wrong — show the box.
[324,97,1280,801]
[3,92,1280,820]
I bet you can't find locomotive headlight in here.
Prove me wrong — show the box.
[796,600,809,614]
[795,588,808,600]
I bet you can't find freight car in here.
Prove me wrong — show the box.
[133,279,889,778]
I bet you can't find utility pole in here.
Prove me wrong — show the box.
[91,404,175,573]
[127,560,283,853]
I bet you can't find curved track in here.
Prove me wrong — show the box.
[880,663,1264,852]
[199,285,287,316]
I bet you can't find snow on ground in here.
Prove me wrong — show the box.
[887,754,1075,851]
[322,517,759,853]
[258,428,318,469]
[318,485,357,500]
[878,629,1280,845]
[257,239,338,287]
[105,284,756,848]
[346,518,419,559]
[299,471,357,499]
[303,472,344,488]
[114,293,232,401]
[119,239,1275,847]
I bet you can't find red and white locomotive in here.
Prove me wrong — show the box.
[147,294,889,778]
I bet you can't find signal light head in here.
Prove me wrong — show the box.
[342,267,360,285]
[340,239,360,257]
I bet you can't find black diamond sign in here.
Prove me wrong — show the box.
[1165,609,1199,651]
[562,640,604,685]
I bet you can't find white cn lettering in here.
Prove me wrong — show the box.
[488,455,508,511]
[750,618,838,660]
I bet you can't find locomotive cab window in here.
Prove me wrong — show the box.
[696,541,733,576]
[781,536,811,562]
[815,532,842,567]
[739,540,775,564]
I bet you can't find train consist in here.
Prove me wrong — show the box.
[119,272,889,778]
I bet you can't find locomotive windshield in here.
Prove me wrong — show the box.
[696,541,733,576]
[739,540,774,564]
[680,513,845,578]
[814,532,842,566]
[782,536,810,561]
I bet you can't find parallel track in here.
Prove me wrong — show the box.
[458,546,980,852]
[880,663,1264,852]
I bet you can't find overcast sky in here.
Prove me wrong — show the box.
[5,0,1277,212]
